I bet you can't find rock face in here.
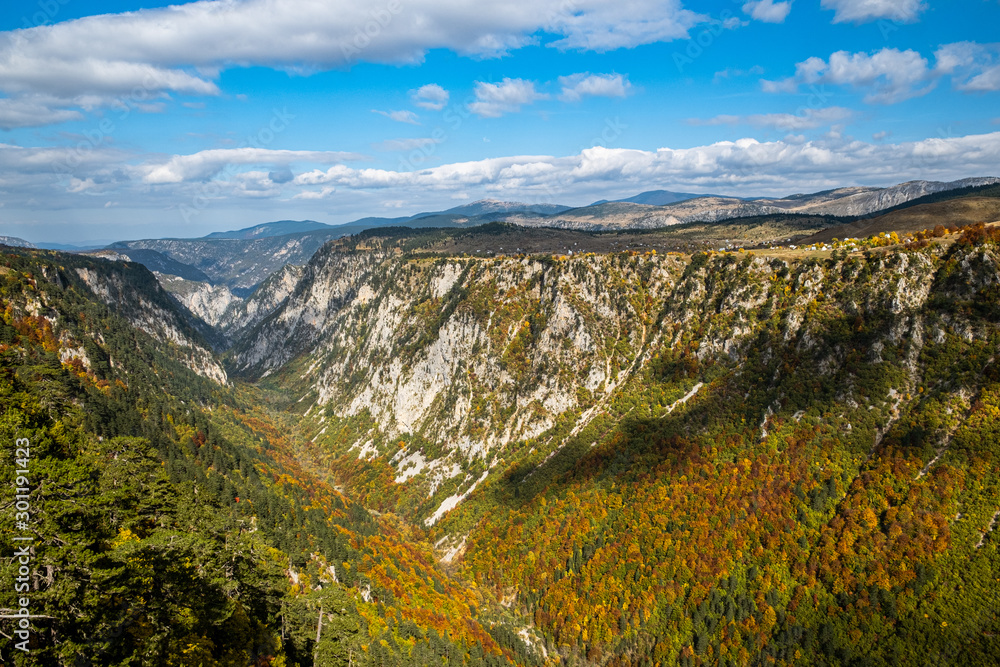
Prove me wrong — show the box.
[156,263,304,346]
[230,232,1000,524]
[111,231,342,291]
[784,178,1000,216]
[217,263,304,336]
[231,245,687,455]
[509,178,1000,230]
[0,235,35,248]
[156,274,241,328]
[74,264,228,384]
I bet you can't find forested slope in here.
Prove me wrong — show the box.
[4,220,1000,666]
[0,250,537,666]
[235,225,1000,666]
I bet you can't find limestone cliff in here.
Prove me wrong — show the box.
[231,232,999,526]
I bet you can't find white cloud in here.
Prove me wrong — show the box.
[544,0,704,51]
[374,137,443,151]
[139,148,364,184]
[742,0,793,23]
[68,177,98,193]
[372,109,420,124]
[0,96,82,129]
[693,106,855,131]
[0,0,709,128]
[959,66,1000,92]
[293,186,336,200]
[764,48,935,103]
[0,0,702,99]
[821,0,926,24]
[0,142,127,174]
[286,132,1000,197]
[468,78,547,118]
[767,43,1000,103]
[558,73,631,102]
[4,132,1000,233]
[411,84,449,111]
[935,42,1000,92]
[0,39,219,99]
[696,114,742,126]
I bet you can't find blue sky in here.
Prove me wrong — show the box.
[0,0,998,243]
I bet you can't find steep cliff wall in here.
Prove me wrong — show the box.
[74,263,228,383]
[231,231,1000,537]
[231,248,685,453]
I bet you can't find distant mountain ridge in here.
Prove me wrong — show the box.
[437,198,572,217]
[95,177,999,293]
[592,190,729,206]
[90,248,212,282]
[0,235,35,248]
[523,177,1000,231]
[120,178,1000,251]
[203,219,332,240]
[196,200,574,243]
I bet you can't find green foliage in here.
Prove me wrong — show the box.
[8,230,1000,667]
[0,249,523,667]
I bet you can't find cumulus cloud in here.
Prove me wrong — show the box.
[742,0,793,23]
[285,132,1000,196]
[468,78,547,118]
[0,0,710,128]
[139,148,365,184]
[763,48,935,103]
[935,42,1000,92]
[692,106,855,131]
[0,0,701,98]
[410,84,449,111]
[558,73,632,102]
[543,0,704,51]
[372,109,420,124]
[0,42,220,99]
[821,0,926,24]
[767,43,1000,103]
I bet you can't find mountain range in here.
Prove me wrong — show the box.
[95,177,999,295]
[3,192,1000,664]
